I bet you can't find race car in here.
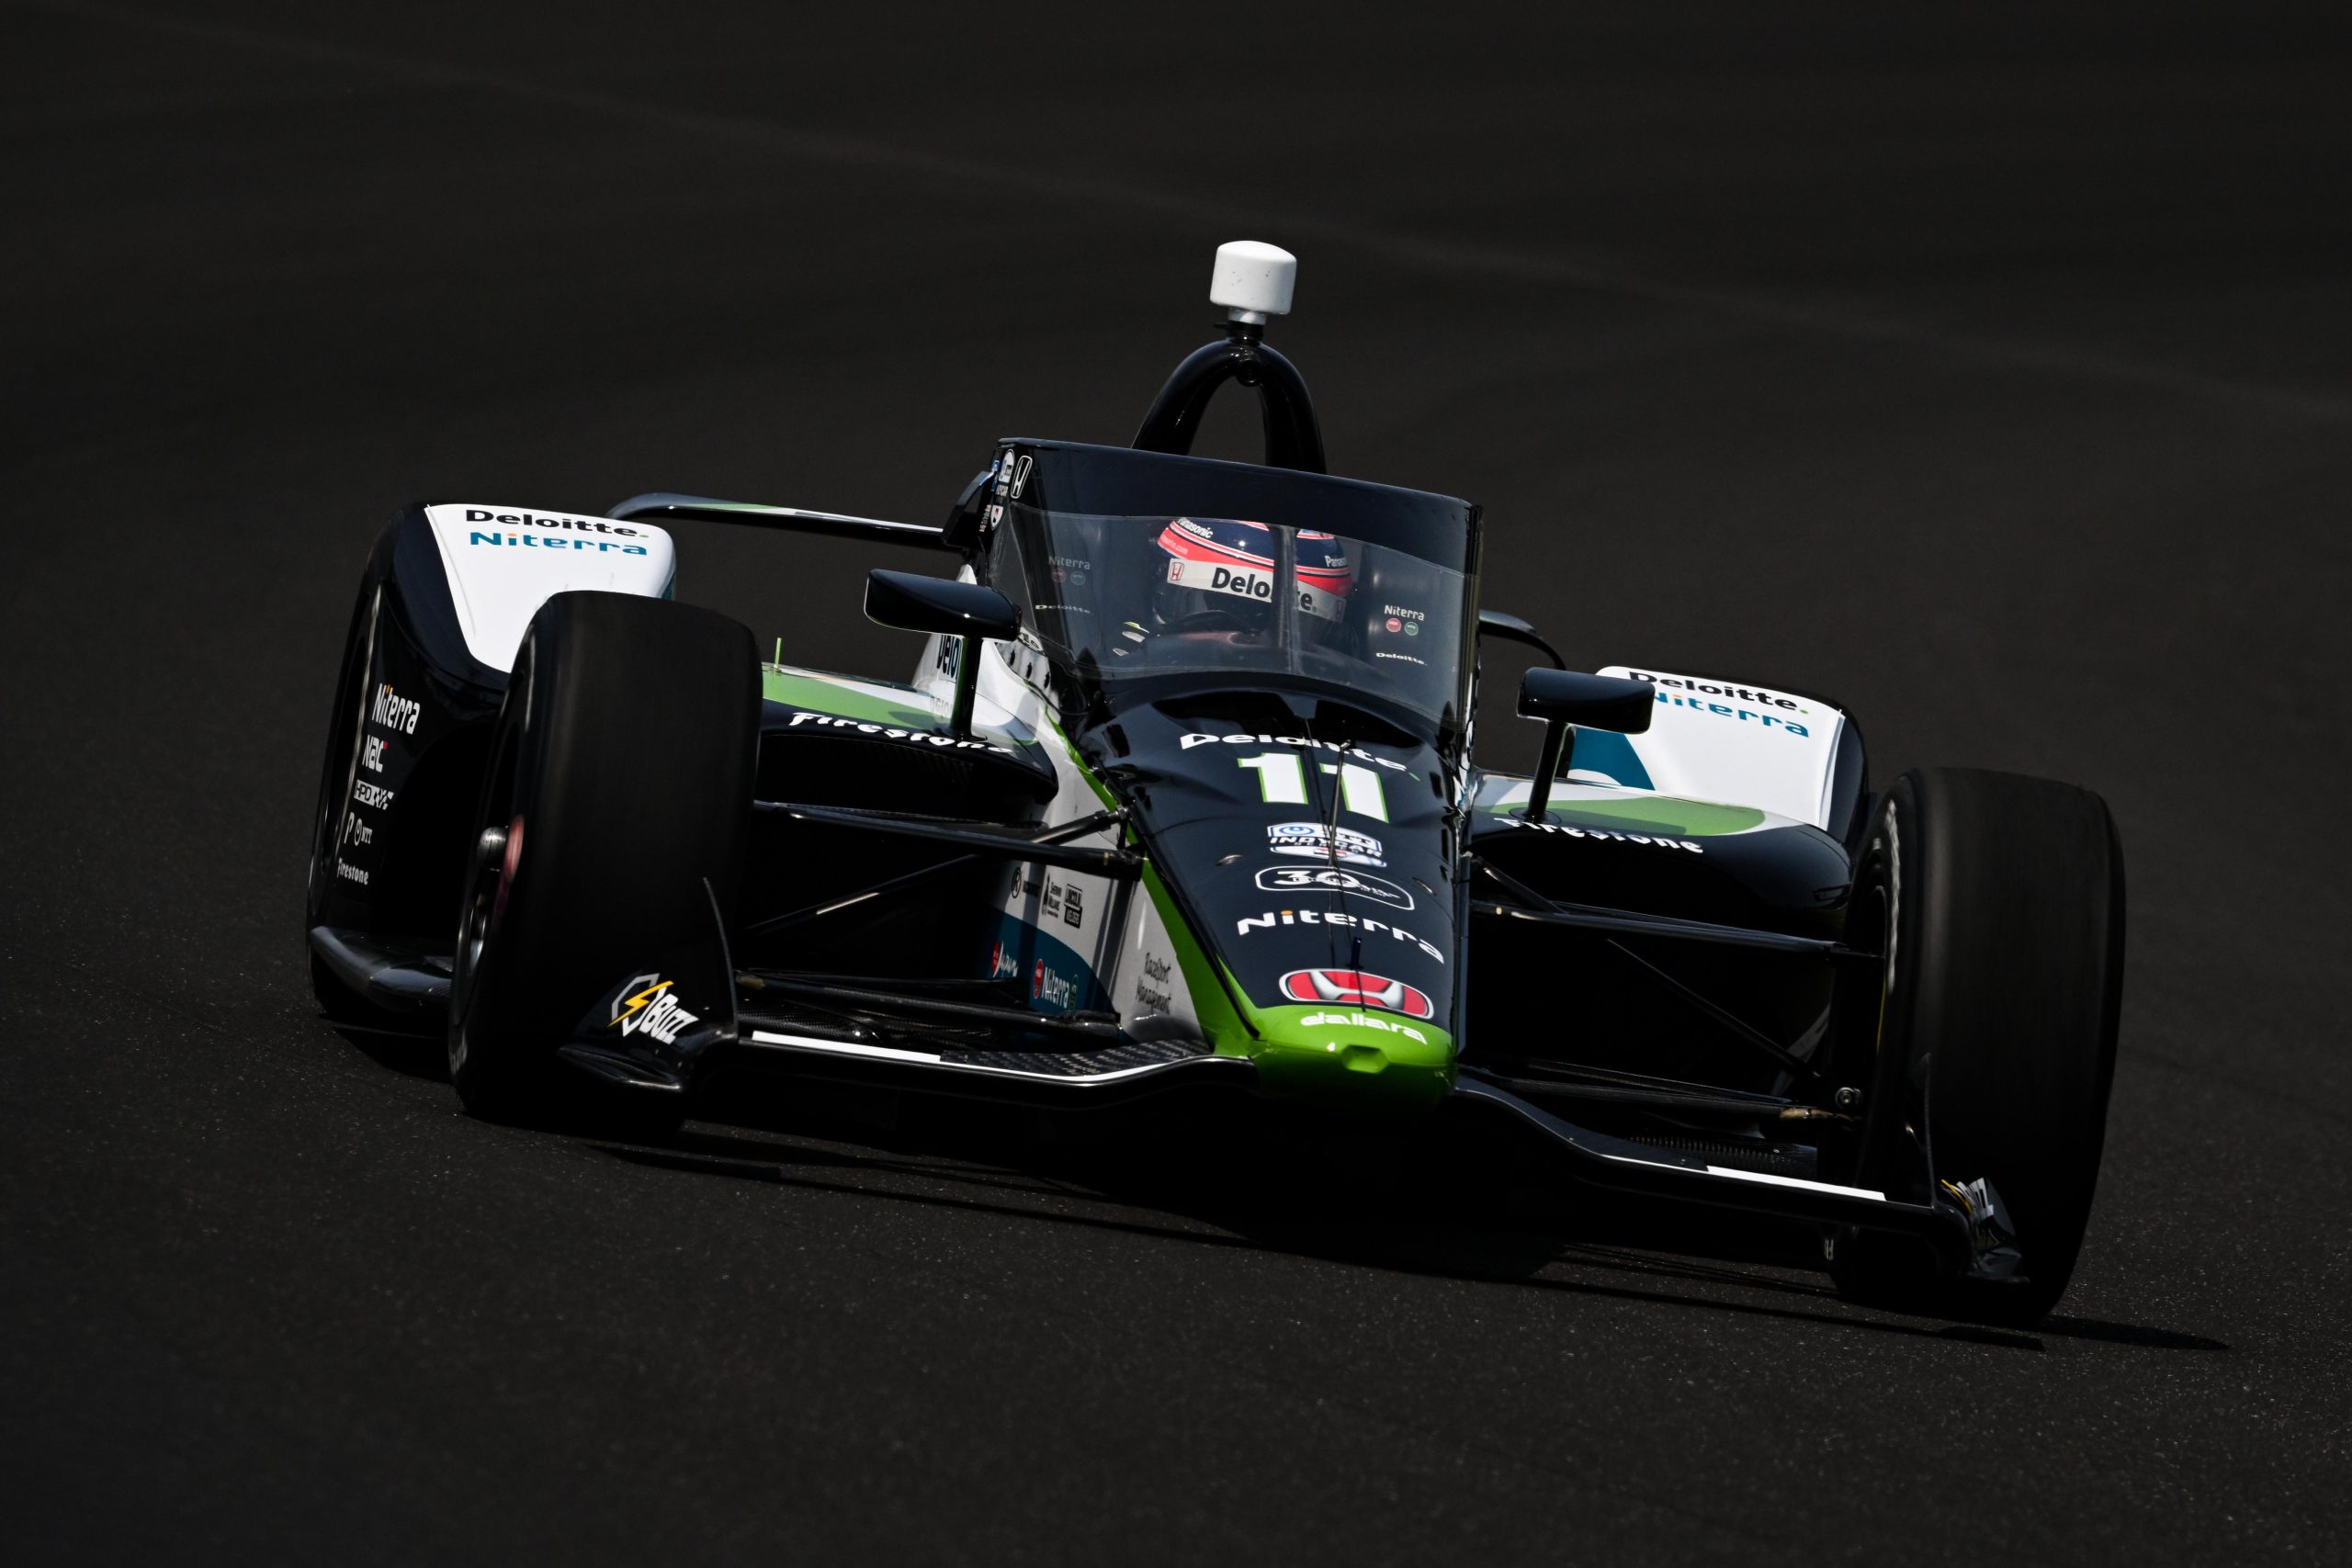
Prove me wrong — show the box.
[306,241,2125,1325]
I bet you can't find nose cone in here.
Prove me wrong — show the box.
[1250,1003,1456,1112]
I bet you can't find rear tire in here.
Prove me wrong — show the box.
[447,591,758,1134]
[1828,767,2125,1325]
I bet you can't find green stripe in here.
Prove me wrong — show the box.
[1487,793,1766,836]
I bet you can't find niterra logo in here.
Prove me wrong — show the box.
[1033,962,1077,1009]
[463,508,642,537]
[469,531,650,556]
[1238,911,1444,964]
[1624,670,1813,737]
[370,682,420,735]
[609,976,700,1045]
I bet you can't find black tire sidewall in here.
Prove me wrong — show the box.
[449,591,758,1120]
[1836,768,2125,1320]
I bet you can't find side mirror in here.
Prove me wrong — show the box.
[1518,668,1653,734]
[1516,669,1655,822]
[865,569,1019,641]
[865,570,1020,739]
[1476,609,1564,669]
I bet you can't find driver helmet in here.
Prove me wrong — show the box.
[1149,518,1353,637]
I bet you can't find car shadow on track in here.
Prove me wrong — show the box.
[330,1021,450,1083]
[322,1021,2226,1355]
[573,1089,2228,1356]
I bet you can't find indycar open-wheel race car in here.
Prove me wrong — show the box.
[307,242,2125,1325]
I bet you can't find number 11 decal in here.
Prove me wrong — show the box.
[1236,753,1389,822]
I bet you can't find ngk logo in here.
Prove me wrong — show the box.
[1278,968,1434,1021]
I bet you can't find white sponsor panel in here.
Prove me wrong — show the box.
[1596,665,1849,831]
[424,504,678,671]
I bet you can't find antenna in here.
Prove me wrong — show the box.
[1209,241,1297,326]
[1134,240,1324,471]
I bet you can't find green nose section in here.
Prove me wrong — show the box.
[1248,1003,1456,1111]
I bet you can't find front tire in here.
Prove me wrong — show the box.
[1829,768,2126,1324]
[447,591,758,1131]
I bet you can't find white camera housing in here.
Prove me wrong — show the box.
[1209,241,1296,324]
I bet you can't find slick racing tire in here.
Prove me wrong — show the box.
[447,591,758,1132]
[1828,768,2125,1325]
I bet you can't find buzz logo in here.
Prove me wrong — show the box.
[608,976,700,1045]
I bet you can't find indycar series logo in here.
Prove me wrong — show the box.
[1267,821,1385,866]
[1237,909,1444,963]
[608,976,700,1046]
[1253,863,1413,910]
[1280,968,1435,1021]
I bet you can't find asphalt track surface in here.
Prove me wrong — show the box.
[6,3,2350,1562]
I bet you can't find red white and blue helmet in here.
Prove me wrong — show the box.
[1151,518,1353,633]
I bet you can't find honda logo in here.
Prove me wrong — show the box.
[1278,968,1434,1020]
